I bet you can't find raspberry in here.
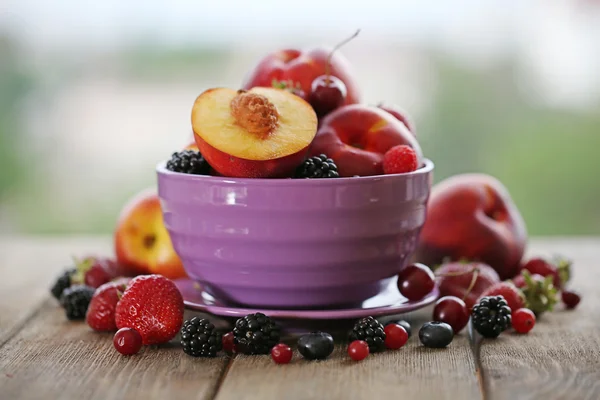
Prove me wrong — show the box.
[383,145,418,174]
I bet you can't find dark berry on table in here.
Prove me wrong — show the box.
[222,331,236,353]
[294,154,340,179]
[384,323,409,350]
[512,308,536,334]
[418,321,454,348]
[270,343,293,364]
[113,327,143,356]
[50,268,76,300]
[394,320,412,338]
[233,313,281,355]
[166,150,211,175]
[471,295,512,338]
[309,75,347,117]
[432,296,470,334]
[347,340,369,361]
[348,316,386,353]
[561,290,581,309]
[180,317,222,357]
[397,263,435,301]
[297,331,335,360]
[60,285,95,320]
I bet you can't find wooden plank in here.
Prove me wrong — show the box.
[0,236,112,346]
[215,312,483,400]
[479,238,600,400]
[0,303,229,400]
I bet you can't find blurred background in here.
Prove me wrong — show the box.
[0,0,599,236]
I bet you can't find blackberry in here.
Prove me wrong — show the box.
[348,316,386,353]
[60,285,95,320]
[166,150,210,175]
[50,268,76,300]
[233,312,281,355]
[471,295,512,338]
[294,154,339,179]
[180,317,222,357]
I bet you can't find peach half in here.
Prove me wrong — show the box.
[192,87,318,178]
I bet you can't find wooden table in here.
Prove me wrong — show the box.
[1,237,599,400]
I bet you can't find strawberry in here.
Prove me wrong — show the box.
[436,261,500,309]
[479,281,525,312]
[115,274,184,345]
[86,278,130,332]
[511,273,527,288]
[520,256,571,289]
[71,256,126,289]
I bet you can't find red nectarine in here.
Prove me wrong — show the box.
[191,87,318,178]
[308,104,423,177]
[414,174,527,280]
[241,47,361,107]
[114,188,187,280]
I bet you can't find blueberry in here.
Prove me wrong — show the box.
[297,332,334,360]
[395,320,412,338]
[418,321,454,348]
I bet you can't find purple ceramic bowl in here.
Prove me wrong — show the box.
[157,159,434,309]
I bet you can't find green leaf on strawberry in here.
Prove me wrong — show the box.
[520,270,558,316]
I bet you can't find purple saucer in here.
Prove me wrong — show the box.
[174,276,438,322]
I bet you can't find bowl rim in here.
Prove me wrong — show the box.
[156,158,434,186]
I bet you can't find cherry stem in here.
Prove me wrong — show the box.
[462,269,479,302]
[325,29,361,81]
[435,266,478,278]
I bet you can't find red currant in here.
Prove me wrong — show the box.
[432,296,470,334]
[310,76,347,117]
[113,327,142,356]
[512,308,536,334]
[397,263,435,301]
[222,331,237,353]
[270,343,293,364]
[347,340,369,361]
[562,290,581,309]
[383,323,409,349]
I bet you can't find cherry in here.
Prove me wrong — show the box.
[270,343,293,364]
[512,308,536,334]
[347,340,369,361]
[397,263,435,301]
[309,29,360,117]
[561,290,581,309]
[384,323,409,349]
[310,76,347,117]
[113,327,143,356]
[432,296,470,334]
[222,331,237,353]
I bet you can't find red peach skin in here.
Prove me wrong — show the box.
[241,48,361,106]
[414,174,527,280]
[309,105,423,177]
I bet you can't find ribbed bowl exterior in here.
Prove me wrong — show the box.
[157,159,434,308]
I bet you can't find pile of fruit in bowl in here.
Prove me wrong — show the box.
[156,30,433,310]
[48,30,582,364]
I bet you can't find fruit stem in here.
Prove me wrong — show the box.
[462,269,479,302]
[435,266,478,278]
[325,29,361,81]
